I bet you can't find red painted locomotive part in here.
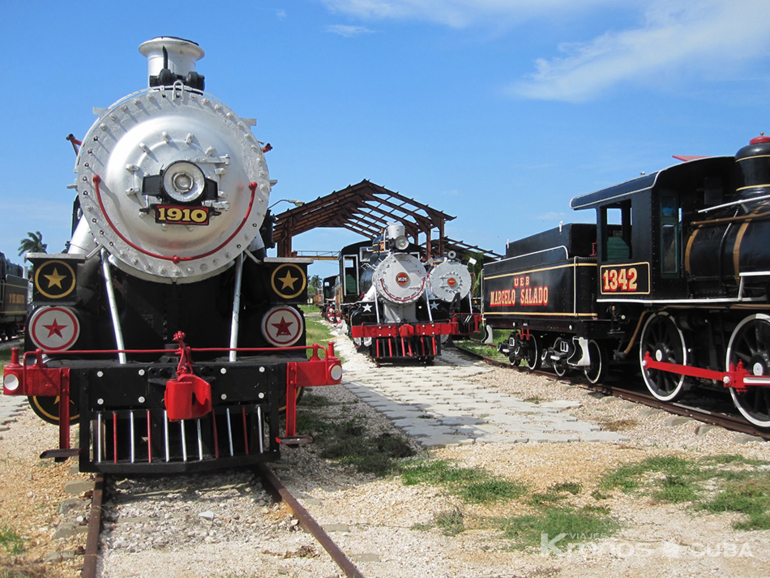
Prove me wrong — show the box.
[4,341,341,456]
[453,342,770,439]
[256,463,365,578]
[641,351,769,392]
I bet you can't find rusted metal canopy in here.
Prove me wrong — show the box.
[272,179,502,260]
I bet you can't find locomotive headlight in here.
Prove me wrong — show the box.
[3,373,19,392]
[394,235,409,251]
[162,161,206,203]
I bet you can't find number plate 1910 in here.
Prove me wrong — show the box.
[155,205,210,226]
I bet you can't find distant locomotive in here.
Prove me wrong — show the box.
[341,223,479,362]
[2,37,342,473]
[0,254,27,340]
[484,136,770,427]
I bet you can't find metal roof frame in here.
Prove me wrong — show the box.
[272,180,502,260]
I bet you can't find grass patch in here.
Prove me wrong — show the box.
[401,459,526,505]
[452,327,512,364]
[434,509,466,536]
[701,474,770,530]
[495,505,619,550]
[600,454,770,530]
[597,418,638,432]
[304,316,345,363]
[0,527,24,555]
[529,482,583,506]
[298,411,415,477]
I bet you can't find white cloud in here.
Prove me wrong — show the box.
[535,211,566,221]
[276,9,287,20]
[510,0,770,102]
[320,0,614,28]
[319,0,770,102]
[326,24,376,37]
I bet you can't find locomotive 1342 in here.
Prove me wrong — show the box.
[484,136,770,427]
[2,37,342,473]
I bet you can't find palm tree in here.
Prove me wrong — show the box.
[18,231,47,257]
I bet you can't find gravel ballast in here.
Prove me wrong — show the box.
[1,329,769,577]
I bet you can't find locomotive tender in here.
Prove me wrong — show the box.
[342,223,480,362]
[484,136,770,427]
[0,254,27,340]
[2,37,342,473]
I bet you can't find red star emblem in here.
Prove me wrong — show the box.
[44,318,67,338]
[272,316,294,336]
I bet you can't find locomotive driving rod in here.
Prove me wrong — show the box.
[642,351,770,392]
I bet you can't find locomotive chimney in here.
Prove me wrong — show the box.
[139,37,205,89]
[733,134,770,201]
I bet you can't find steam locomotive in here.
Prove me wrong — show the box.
[0,254,27,340]
[341,223,480,362]
[484,135,770,427]
[2,38,342,473]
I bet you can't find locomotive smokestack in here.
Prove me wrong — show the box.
[139,37,205,90]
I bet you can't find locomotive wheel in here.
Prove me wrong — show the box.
[28,396,79,425]
[584,339,606,384]
[726,314,770,427]
[552,337,570,377]
[639,312,689,401]
[523,335,541,371]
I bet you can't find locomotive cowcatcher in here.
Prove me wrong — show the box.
[2,38,342,473]
[484,136,770,427]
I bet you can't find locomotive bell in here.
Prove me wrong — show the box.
[733,134,770,200]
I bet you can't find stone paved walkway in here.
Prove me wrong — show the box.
[339,342,629,448]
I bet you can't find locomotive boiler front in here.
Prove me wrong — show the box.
[686,136,770,294]
[427,254,472,304]
[73,37,271,283]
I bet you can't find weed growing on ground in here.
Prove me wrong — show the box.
[0,527,24,555]
[297,405,415,477]
[401,459,526,504]
[600,454,770,530]
[494,505,619,550]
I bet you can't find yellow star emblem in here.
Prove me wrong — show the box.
[278,270,298,290]
[44,268,66,289]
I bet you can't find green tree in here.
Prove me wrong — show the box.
[465,251,484,297]
[309,274,322,292]
[18,231,47,257]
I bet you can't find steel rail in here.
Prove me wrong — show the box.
[453,342,770,440]
[82,473,106,578]
[256,463,365,578]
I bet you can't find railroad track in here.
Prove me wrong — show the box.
[452,342,770,441]
[82,467,365,578]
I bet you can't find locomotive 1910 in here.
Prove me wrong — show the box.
[484,135,770,427]
[2,37,342,473]
[341,223,480,363]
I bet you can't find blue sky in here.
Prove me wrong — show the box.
[2,0,769,280]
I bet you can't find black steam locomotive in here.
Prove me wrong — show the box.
[0,254,27,340]
[484,135,770,427]
[340,223,479,362]
[2,38,342,473]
